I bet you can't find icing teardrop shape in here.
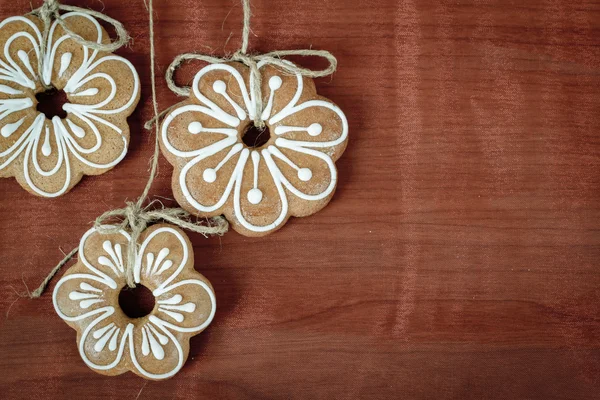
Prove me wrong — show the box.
[59,52,72,77]
[41,127,52,156]
[73,88,99,97]
[0,84,23,95]
[1,117,25,138]
[66,119,86,138]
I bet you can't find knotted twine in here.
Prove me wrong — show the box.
[161,0,338,129]
[30,0,229,298]
[29,0,131,90]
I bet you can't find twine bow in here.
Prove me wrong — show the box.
[94,200,228,288]
[164,0,338,129]
[29,0,131,89]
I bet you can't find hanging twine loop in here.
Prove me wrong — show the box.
[163,0,338,129]
[30,0,228,296]
[29,0,131,90]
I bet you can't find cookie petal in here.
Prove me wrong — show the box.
[127,320,186,379]
[41,13,104,88]
[56,112,127,173]
[151,280,215,334]
[230,149,290,233]
[0,109,39,176]
[134,225,191,293]
[161,101,239,159]
[54,271,130,376]
[18,116,74,197]
[266,142,337,206]
[78,226,131,285]
[176,141,245,213]
[53,269,117,321]
[270,99,348,157]
[256,62,304,121]
[63,53,139,124]
[78,310,130,374]
[0,16,42,90]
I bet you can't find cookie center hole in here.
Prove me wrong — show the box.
[242,123,270,148]
[118,285,155,318]
[36,88,67,119]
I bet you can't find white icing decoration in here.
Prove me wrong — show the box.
[81,299,103,308]
[260,75,282,120]
[69,291,98,300]
[17,51,35,85]
[68,280,104,309]
[247,187,262,204]
[161,62,348,233]
[0,13,140,197]
[212,80,246,120]
[93,323,115,339]
[41,126,52,156]
[1,117,25,138]
[156,259,173,275]
[307,123,322,136]
[159,302,196,313]
[143,247,173,276]
[188,121,202,134]
[203,168,216,183]
[72,87,99,97]
[59,52,72,77]
[98,240,125,275]
[158,308,184,323]
[0,84,23,95]
[53,226,216,380]
[185,119,237,136]
[108,328,120,351]
[80,282,102,292]
[212,80,226,93]
[94,326,117,352]
[247,150,262,204]
[157,294,182,305]
[298,167,312,181]
[0,98,33,121]
[148,324,169,345]
[144,325,165,360]
[66,119,86,138]
[274,122,323,136]
[141,325,150,356]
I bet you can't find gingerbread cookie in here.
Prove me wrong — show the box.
[52,224,215,380]
[0,12,140,197]
[160,62,348,236]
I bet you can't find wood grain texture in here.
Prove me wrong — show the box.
[1,0,600,398]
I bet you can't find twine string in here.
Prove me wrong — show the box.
[30,0,228,297]
[163,0,337,129]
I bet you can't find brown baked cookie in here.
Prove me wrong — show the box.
[52,223,215,380]
[160,62,348,236]
[0,12,140,197]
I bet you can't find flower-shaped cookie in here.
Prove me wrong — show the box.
[53,224,215,380]
[0,12,140,197]
[160,62,348,236]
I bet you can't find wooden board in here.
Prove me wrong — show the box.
[1,0,599,398]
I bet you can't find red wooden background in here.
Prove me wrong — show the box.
[1,0,600,399]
